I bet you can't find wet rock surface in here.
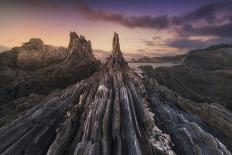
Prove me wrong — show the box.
[0,33,231,155]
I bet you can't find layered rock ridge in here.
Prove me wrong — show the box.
[0,33,174,155]
[144,79,231,154]
[0,32,100,126]
[0,33,231,155]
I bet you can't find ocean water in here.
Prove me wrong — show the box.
[128,62,177,76]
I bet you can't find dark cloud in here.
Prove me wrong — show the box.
[0,0,61,9]
[173,3,232,27]
[78,1,232,38]
[176,3,232,38]
[143,40,156,47]
[82,1,232,55]
[140,37,165,47]
[166,38,208,49]
[152,37,162,40]
[179,3,232,24]
[181,23,232,38]
[78,2,170,29]
[166,37,232,50]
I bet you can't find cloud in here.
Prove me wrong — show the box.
[152,36,162,40]
[166,38,209,49]
[178,3,232,24]
[93,49,145,61]
[0,0,61,9]
[93,49,111,61]
[180,23,232,38]
[78,2,170,29]
[79,1,232,51]
[176,3,232,38]
[77,1,232,38]
[166,37,232,50]
[143,40,156,47]
[93,47,182,61]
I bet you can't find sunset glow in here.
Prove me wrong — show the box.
[0,0,231,59]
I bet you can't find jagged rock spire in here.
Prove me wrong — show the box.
[112,32,121,54]
[68,31,80,50]
[106,32,127,69]
[66,31,94,61]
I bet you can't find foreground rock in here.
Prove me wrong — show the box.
[0,33,230,155]
[145,78,232,152]
[0,32,100,126]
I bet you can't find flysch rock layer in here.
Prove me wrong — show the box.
[0,33,231,155]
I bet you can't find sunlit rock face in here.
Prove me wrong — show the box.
[0,32,100,126]
[66,32,95,62]
[0,33,231,155]
[0,38,68,71]
[21,38,45,51]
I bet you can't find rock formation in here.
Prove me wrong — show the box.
[66,32,94,61]
[105,32,127,68]
[141,45,232,110]
[144,78,232,153]
[0,32,100,126]
[139,44,232,153]
[0,33,173,155]
[0,33,231,155]
[0,38,68,70]
[182,44,232,71]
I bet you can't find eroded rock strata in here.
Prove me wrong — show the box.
[144,78,232,153]
[0,32,100,126]
[0,33,231,155]
[140,45,232,111]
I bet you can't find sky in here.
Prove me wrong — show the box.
[0,0,232,59]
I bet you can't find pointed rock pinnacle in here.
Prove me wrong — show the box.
[113,32,121,54]
[106,32,127,69]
